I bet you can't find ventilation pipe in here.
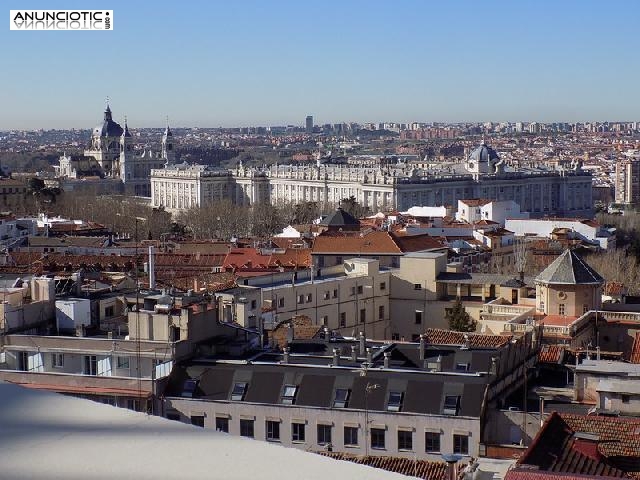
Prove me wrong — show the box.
[283,347,290,364]
[359,331,366,355]
[366,347,372,365]
[419,334,426,361]
[148,245,156,290]
[333,348,340,367]
[383,351,390,369]
[351,345,358,362]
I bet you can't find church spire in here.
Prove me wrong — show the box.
[104,97,112,121]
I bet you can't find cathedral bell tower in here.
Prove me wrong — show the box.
[162,117,175,165]
[119,116,133,182]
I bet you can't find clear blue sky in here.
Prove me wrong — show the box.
[2,0,639,129]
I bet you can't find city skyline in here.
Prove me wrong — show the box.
[2,0,639,129]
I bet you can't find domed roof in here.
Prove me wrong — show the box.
[94,105,123,138]
[468,143,499,164]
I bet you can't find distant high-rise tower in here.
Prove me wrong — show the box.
[162,118,175,164]
[305,115,313,134]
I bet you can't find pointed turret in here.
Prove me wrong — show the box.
[161,116,175,163]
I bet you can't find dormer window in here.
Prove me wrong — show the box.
[333,388,350,408]
[281,385,298,405]
[231,382,248,401]
[443,395,460,415]
[387,391,404,411]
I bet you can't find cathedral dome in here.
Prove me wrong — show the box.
[94,105,123,138]
[468,143,499,165]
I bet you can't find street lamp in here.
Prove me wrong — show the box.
[364,382,380,457]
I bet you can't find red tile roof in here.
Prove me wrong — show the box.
[390,232,447,253]
[630,332,640,364]
[269,248,312,268]
[539,345,566,364]
[540,315,579,327]
[312,231,402,255]
[460,198,491,207]
[423,328,512,349]
[222,248,272,270]
[319,452,463,480]
[518,412,640,477]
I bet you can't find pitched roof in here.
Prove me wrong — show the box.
[629,332,640,364]
[390,232,447,253]
[319,208,360,227]
[423,328,512,349]
[517,412,640,477]
[539,345,567,364]
[535,250,604,285]
[319,452,460,480]
[312,231,402,255]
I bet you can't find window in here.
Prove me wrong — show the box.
[83,355,97,376]
[116,356,130,369]
[559,304,565,315]
[443,395,460,415]
[425,432,441,452]
[622,394,630,404]
[104,306,114,317]
[414,283,422,290]
[380,282,386,291]
[281,384,298,405]
[251,300,257,309]
[298,294,304,304]
[344,426,358,446]
[350,287,356,296]
[215,417,229,432]
[332,289,338,298]
[378,305,385,320]
[336,256,343,264]
[415,310,423,325]
[231,382,248,401]
[357,285,363,294]
[360,308,366,324]
[266,420,280,441]
[392,333,400,341]
[324,291,330,300]
[317,424,332,445]
[455,363,469,372]
[240,419,254,438]
[540,300,545,312]
[306,294,312,303]
[370,428,385,449]
[453,434,469,455]
[321,315,328,326]
[52,353,64,368]
[181,379,198,398]
[340,312,346,328]
[387,391,404,412]
[190,415,205,428]
[583,304,589,314]
[398,430,413,451]
[278,298,285,308]
[333,389,350,408]
[292,422,305,442]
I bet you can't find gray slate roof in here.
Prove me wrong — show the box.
[535,249,604,285]
[319,207,360,227]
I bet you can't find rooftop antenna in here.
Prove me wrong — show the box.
[105,96,110,108]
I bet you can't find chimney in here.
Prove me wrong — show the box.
[283,347,290,364]
[435,354,442,372]
[383,351,390,369]
[366,347,372,365]
[333,348,340,367]
[419,334,426,361]
[490,356,497,376]
[351,345,357,362]
[539,396,545,427]
[148,245,156,290]
[287,323,294,344]
[359,331,366,355]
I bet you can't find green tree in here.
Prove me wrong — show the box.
[446,298,477,332]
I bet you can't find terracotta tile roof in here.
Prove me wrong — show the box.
[155,253,226,269]
[222,248,272,270]
[312,231,402,255]
[539,344,567,364]
[507,471,623,480]
[519,412,640,477]
[630,332,640,364]
[460,198,491,207]
[540,315,579,327]
[268,248,312,268]
[390,232,447,252]
[423,328,512,349]
[319,452,462,480]
[270,315,322,349]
